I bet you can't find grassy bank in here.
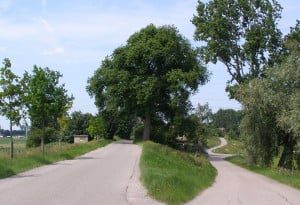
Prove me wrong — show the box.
[140,141,216,205]
[0,139,111,179]
[214,138,244,154]
[227,155,300,189]
[206,136,221,148]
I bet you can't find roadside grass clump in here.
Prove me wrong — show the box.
[227,155,300,189]
[214,138,244,154]
[140,141,216,205]
[0,139,111,179]
[206,136,221,148]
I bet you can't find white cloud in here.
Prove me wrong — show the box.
[42,47,64,56]
[39,18,53,32]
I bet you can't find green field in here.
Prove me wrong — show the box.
[0,138,27,157]
[140,141,216,205]
[0,139,111,179]
[214,138,244,154]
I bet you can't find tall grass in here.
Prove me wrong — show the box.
[140,141,216,205]
[0,139,111,179]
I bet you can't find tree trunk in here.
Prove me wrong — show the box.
[278,133,295,169]
[143,111,151,141]
[10,121,14,160]
[41,133,45,155]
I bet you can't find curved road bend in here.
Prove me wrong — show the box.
[0,141,160,205]
[187,137,300,205]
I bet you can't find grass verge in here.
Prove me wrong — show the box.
[0,139,111,179]
[206,136,221,148]
[214,138,244,154]
[227,155,300,189]
[140,141,217,205]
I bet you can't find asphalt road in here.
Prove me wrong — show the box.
[187,138,300,205]
[2,139,300,205]
[0,141,158,205]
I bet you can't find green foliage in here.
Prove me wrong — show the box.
[238,27,300,169]
[87,24,208,140]
[87,116,106,139]
[192,0,283,94]
[194,103,213,124]
[212,109,243,138]
[23,66,73,150]
[140,141,216,205]
[64,111,92,142]
[23,66,73,130]
[0,59,22,127]
[0,58,23,159]
[26,127,59,148]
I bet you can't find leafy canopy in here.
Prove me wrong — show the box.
[0,58,22,127]
[88,24,208,139]
[238,23,300,168]
[192,0,283,95]
[23,66,73,129]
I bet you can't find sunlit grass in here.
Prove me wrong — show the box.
[206,136,221,148]
[140,141,216,205]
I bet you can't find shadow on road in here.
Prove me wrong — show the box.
[113,140,133,145]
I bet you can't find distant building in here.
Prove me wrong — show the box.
[74,135,89,144]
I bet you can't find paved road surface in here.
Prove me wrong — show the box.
[2,139,300,205]
[187,138,300,205]
[0,141,158,205]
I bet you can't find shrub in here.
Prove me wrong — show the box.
[27,127,59,147]
[133,124,144,142]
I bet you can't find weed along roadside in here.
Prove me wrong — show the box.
[140,141,216,205]
[0,139,111,179]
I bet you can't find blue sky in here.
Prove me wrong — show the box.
[0,0,299,129]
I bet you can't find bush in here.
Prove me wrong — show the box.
[133,124,144,143]
[296,152,300,171]
[87,116,107,140]
[27,127,59,148]
[227,129,238,139]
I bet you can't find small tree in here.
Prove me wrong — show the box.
[87,116,106,140]
[0,59,22,159]
[194,103,213,124]
[23,66,73,153]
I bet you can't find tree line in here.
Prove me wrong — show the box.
[1,0,299,170]
[87,0,299,169]
[192,0,300,170]
[0,63,73,158]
